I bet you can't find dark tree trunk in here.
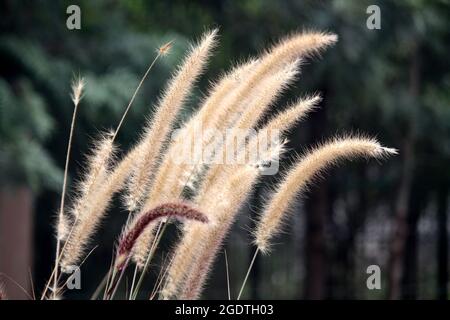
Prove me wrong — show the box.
[436,184,448,300]
[388,130,415,300]
[303,85,329,300]
[344,166,368,299]
[304,183,328,299]
[388,44,420,300]
[0,186,34,299]
[401,180,428,299]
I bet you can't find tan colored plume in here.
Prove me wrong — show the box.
[123,29,218,212]
[254,136,397,253]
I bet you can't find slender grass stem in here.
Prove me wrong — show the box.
[237,248,259,300]
[224,249,231,300]
[107,256,131,300]
[52,90,81,298]
[129,264,139,300]
[90,271,109,300]
[131,221,168,300]
[112,52,162,141]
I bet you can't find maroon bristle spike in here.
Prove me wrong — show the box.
[116,202,208,269]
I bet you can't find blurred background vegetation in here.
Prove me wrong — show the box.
[0,0,449,299]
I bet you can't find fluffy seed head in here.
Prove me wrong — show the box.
[254,136,397,253]
[124,29,218,212]
[60,134,134,270]
[158,40,174,56]
[71,76,85,106]
[56,212,71,241]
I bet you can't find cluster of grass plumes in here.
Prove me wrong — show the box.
[34,29,396,300]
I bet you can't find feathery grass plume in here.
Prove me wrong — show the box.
[53,76,84,297]
[124,94,312,295]
[56,212,71,241]
[115,202,208,270]
[161,131,281,292]
[259,94,321,134]
[180,59,259,134]
[171,61,299,202]
[113,31,218,265]
[158,40,174,56]
[206,31,336,131]
[160,165,259,299]
[161,135,285,299]
[70,76,85,106]
[254,136,398,253]
[123,29,218,212]
[60,134,135,270]
[167,33,335,199]
[153,32,336,204]
[129,207,161,268]
[228,59,301,132]
[163,165,260,300]
[194,95,320,203]
[143,59,259,205]
[195,32,336,170]
[69,132,115,221]
[208,59,300,169]
[241,94,320,167]
[54,41,171,277]
[120,30,336,296]
[157,60,300,205]
[126,60,259,267]
[158,59,297,203]
[204,31,336,134]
